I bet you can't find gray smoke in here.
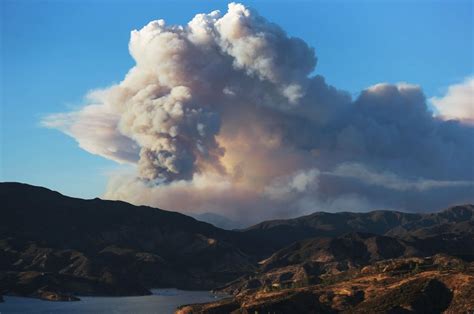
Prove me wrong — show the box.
[43,3,474,224]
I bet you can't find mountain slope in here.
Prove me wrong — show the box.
[241,205,474,254]
[261,232,420,271]
[1,182,473,303]
[180,255,474,314]
[0,182,256,299]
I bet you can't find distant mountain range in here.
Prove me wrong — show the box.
[1,182,473,312]
[189,212,243,230]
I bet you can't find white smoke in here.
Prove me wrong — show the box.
[431,77,474,124]
[43,3,474,224]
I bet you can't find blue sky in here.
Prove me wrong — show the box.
[1,0,473,199]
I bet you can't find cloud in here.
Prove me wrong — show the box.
[42,93,139,164]
[431,77,474,124]
[328,163,473,192]
[264,168,320,200]
[43,3,474,224]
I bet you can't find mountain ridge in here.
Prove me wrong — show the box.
[0,182,473,309]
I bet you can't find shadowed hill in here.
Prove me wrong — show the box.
[0,182,257,298]
[241,205,474,255]
[260,232,420,272]
[1,182,230,255]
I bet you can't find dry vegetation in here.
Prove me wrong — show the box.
[177,255,474,314]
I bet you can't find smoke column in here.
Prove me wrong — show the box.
[43,3,474,225]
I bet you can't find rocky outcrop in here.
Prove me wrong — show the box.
[182,255,474,314]
[218,232,421,296]
[34,289,80,302]
[350,278,453,313]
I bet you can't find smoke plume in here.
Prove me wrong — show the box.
[43,3,474,225]
[431,77,474,124]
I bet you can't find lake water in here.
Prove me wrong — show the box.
[0,289,223,313]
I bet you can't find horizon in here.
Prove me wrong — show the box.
[1,1,473,225]
[1,181,473,230]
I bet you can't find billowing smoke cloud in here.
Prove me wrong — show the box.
[43,3,474,225]
[431,77,474,124]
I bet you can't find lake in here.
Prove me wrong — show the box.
[0,289,223,313]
